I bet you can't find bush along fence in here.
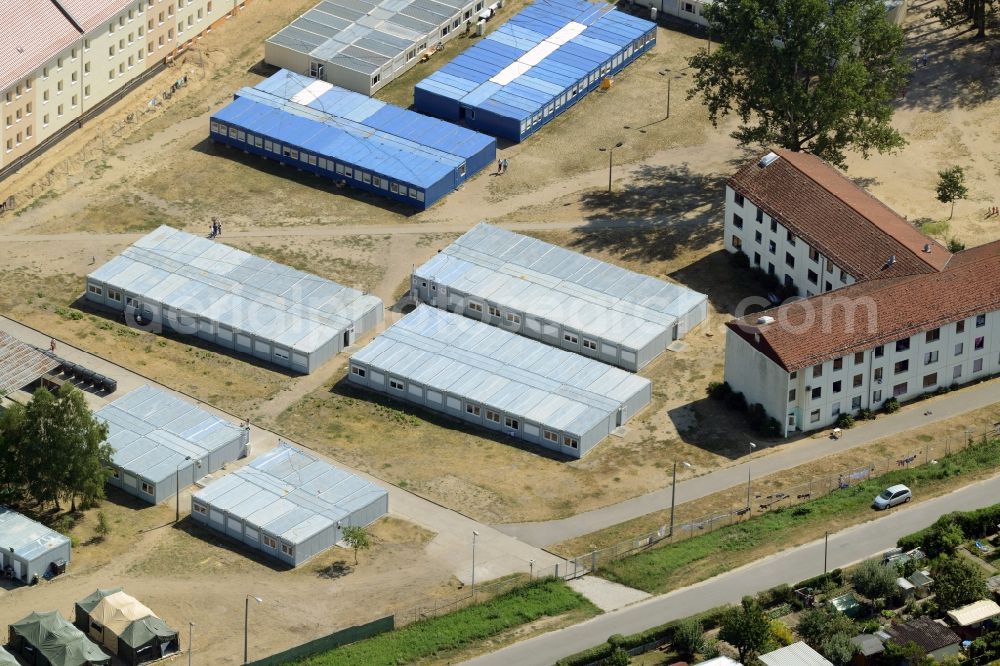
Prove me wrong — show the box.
[559,424,998,580]
[246,616,394,666]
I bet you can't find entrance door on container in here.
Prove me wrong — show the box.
[12,559,21,581]
[617,406,626,427]
[343,328,352,348]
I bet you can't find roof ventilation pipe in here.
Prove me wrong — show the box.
[756,315,776,325]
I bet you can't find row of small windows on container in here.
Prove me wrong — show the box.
[191,502,296,556]
[211,121,432,201]
[350,365,581,450]
[516,31,654,135]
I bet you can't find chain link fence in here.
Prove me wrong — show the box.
[560,423,998,577]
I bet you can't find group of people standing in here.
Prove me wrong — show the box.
[496,158,509,174]
[209,217,223,238]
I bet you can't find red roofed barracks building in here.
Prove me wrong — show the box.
[723,149,1000,436]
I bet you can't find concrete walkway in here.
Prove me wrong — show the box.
[0,315,561,586]
[498,378,1000,547]
[567,577,650,612]
[466,472,1000,666]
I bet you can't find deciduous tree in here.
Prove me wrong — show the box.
[933,555,989,610]
[689,0,909,168]
[935,166,968,220]
[342,525,371,565]
[933,0,996,39]
[850,559,898,603]
[719,596,771,663]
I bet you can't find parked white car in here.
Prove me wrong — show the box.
[873,484,912,510]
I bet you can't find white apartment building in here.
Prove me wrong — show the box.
[722,150,1000,436]
[1,0,238,176]
[725,251,1000,436]
[723,149,948,298]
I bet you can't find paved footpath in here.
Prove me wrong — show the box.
[467,472,1000,666]
[499,378,1000,547]
[0,315,561,586]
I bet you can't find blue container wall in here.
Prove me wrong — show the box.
[209,126,434,210]
[414,85,463,121]
[457,135,498,185]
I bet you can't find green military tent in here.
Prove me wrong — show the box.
[8,610,110,666]
[74,589,178,665]
[0,646,19,666]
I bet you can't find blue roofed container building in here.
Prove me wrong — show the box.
[413,0,656,142]
[191,442,388,567]
[209,70,496,209]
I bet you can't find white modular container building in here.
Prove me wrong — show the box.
[411,223,708,371]
[85,226,383,374]
[348,305,652,457]
[95,385,249,505]
[265,0,485,96]
[0,507,71,584]
[191,442,388,567]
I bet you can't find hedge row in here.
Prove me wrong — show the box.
[553,606,729,666]
[898,503,1000,552]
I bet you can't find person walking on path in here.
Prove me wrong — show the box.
[49,338,56,353]
[501,158,509,174]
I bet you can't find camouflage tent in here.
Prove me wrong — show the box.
[8,610,110,666]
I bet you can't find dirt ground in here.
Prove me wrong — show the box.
[0,0,997,563]
[0,497,460,666]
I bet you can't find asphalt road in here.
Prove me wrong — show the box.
[464,472,1000,666]
[498,378,1000,547]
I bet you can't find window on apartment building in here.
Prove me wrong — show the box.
[168,3,174,16]
[128,56,133,68]
[753,252,761,266]
[896,337,910,352]
[109,45,115,56]
[118,63,124,74]
[832,380,841,393]
[57,104,63,116]
[956,320,966,334]
[924,350,938,364]
[840,270,848,282]
[159,10,164,23]
[84,62,90,73]
[15,131,20,144]
[874,367,883,382]
[973,358,984,373]
[768,240,776,254]
[754,231,762,243]
[893,382,907,397]
[187,15,192,26]
[786,231,796,246]
[831,402,841,417]
[790,371,798,380]
[4,139,10,152]
[975,336,985,350]
[733,191,744,206]
[119,15,125,26]
[25,125,32,138]
[976,314,986,327]
[788,389,796,402]
[109,69,115,80]
[208,1,213,12]
[833,357,843,370]
[85,38,91,50]
[3,115,9,128]
[810,409,821,423]
[71,71,77,83]
[854,351,864,364]
[811,387,821,400]
[198,7,203,19]
[168,28,174,39]
[925,328,940,343]
[812,364,823,378]
[56,80,63,92]
[807,270,818,284]
[732,213,743,229]
[825,281,833,292]
[71,94,77,107]
[756,209,763,223]
[770,219,777,233]
[785,252,794,268]
[874,345,885,358]
[42,113,49,126]
[953,364,962,380]
[768,263,775,275]
[955,342,964,356]
[853,374,863,388]
[922,372,937,388]
[732,235,742,250]
[129,32,134,43]
[894,359,909,374]
[872,389,882,403]
[808,247,819,262]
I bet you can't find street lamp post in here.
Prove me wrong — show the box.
[597,141,624,193]
[668,461,692,538]
[471,531,479,599]
[746,442,757,511]
[244,595,262,665]
[188,622,194,666]
[176,456,193,523]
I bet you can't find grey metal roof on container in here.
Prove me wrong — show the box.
[352,305,650,435]
[193,443,387,544]
[414,223,707,350]
[94,385,244,485]
[0,330,59,395]
[268,0,468,73]
[0,506,70,561]
[88,226,381,352]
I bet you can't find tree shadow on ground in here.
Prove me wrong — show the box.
[316,560,353,579]
[667,397,809,459]
[896,1,1000,112]
[573,163,726,263]
[669,250,769,318]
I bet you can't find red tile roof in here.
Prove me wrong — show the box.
[728,149,951,281]
[0,331,60,395]
[0,0,81,92]
[726,242,1000,371]
[56,0,132,33]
